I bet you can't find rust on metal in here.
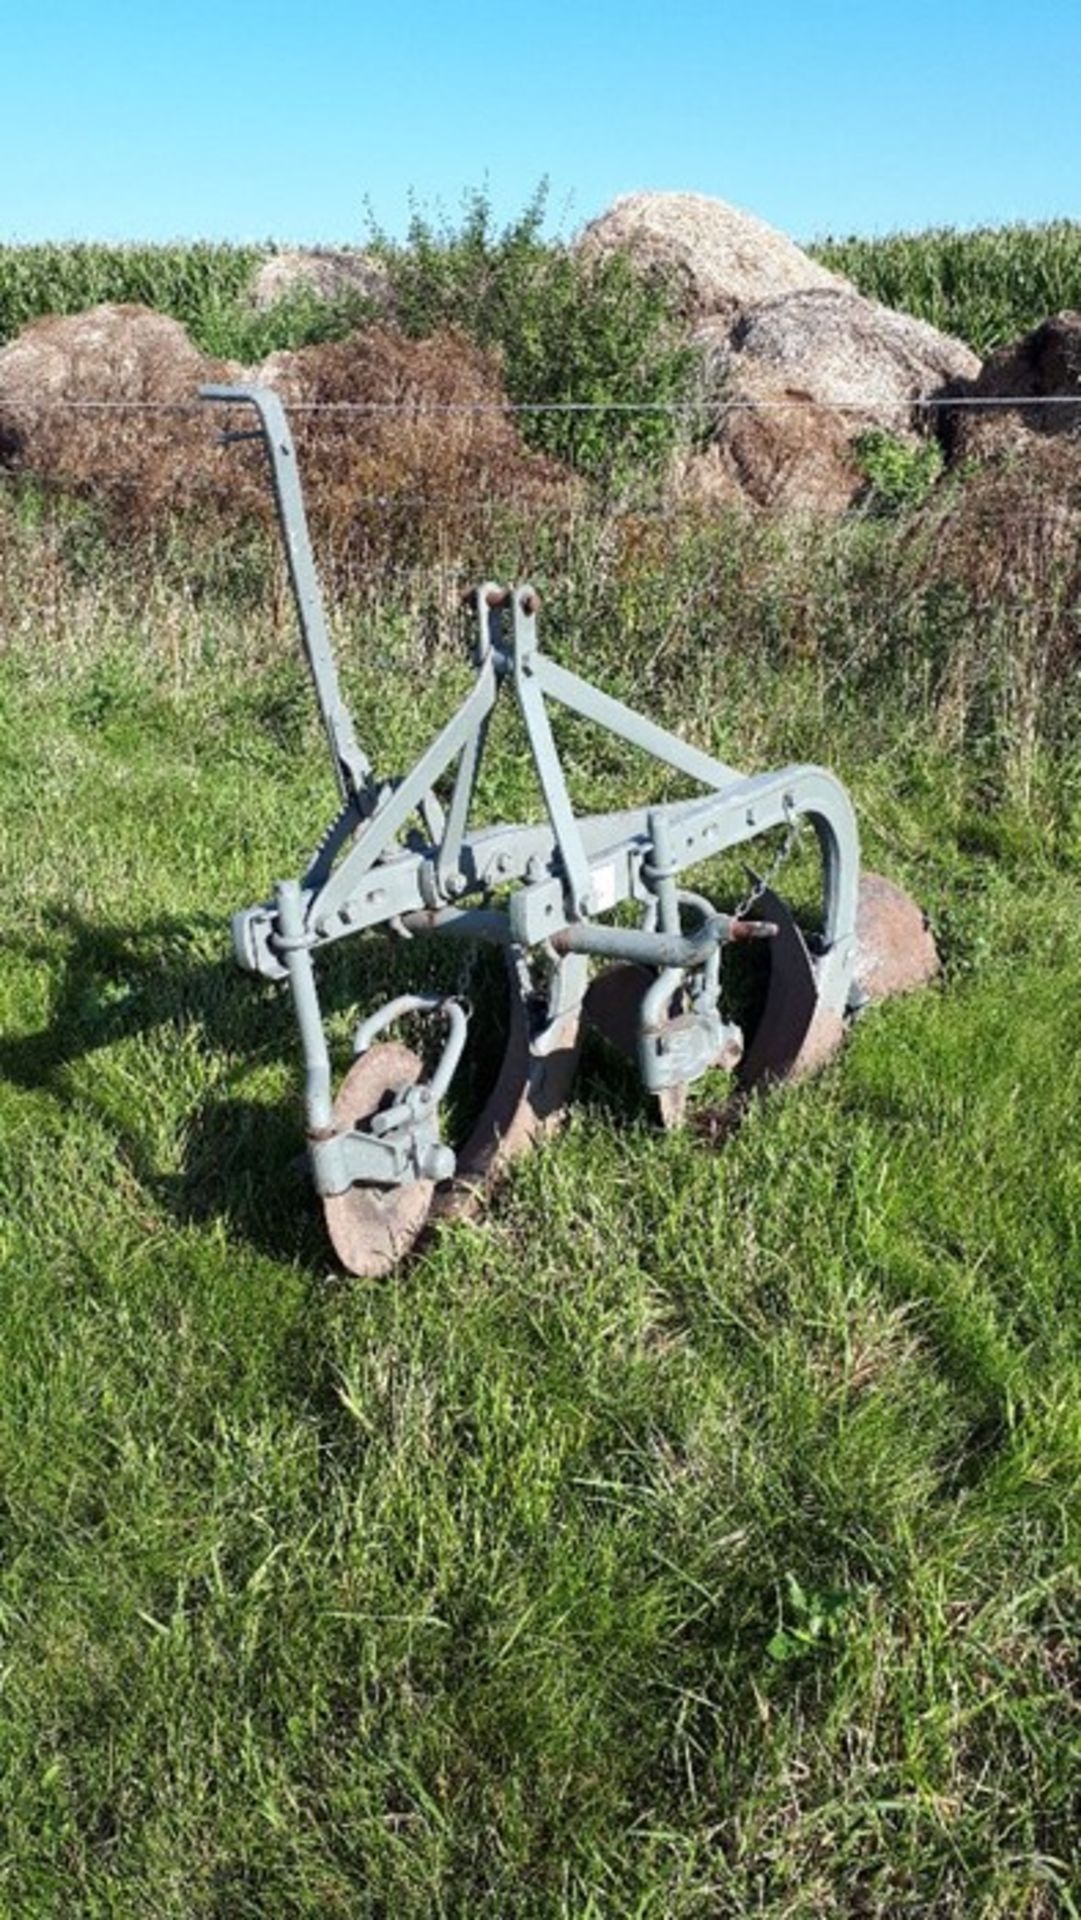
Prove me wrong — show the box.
[728,917,778,943]
[322,1042,435,1278]
[433,993,582,1225]
[853,871,939,1002]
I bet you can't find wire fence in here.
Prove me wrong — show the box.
[1,391,1077,602]
[6,393,1081,414]
[1,391,1074,501]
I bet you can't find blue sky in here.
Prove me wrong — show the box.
[4,0,1079,245]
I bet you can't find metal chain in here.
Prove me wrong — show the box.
[454,939,478,1007]
[733,798,804,920]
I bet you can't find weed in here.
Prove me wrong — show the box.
[855,428,944,512]
[766,1573,858,1664]
[369,183,700,489]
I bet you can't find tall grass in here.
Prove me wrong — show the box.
[0,240,389,364]
[813,220,1081,354]
[0,241,259,347]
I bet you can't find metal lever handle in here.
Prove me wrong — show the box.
[199,384,372,806]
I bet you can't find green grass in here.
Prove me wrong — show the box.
[0,499,1078,1915]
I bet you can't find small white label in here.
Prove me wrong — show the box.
[592,863,618,913]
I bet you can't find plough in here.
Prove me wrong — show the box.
[203,385,937,1276]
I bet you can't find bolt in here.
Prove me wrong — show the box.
[423,1143,456,1183]
[445,871,467,899]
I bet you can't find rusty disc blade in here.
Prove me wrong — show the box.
[434,971,583,1225]
[735,887,845,1092]
[322,1040,434,1279]
[732,872,937,1099]
[854,871,938,1003]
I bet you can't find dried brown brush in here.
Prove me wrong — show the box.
[0,306,577,584]
[0,303,268,537]
[261,326,578,580]
[897,439,1081,775]
[907,438,1081,650]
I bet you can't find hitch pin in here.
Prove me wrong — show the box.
[728,918,779,942]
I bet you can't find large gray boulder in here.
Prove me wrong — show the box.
[946,310,1081,462]
[574,190,848,320]
[249,248,392,314]
[683,288,980,513]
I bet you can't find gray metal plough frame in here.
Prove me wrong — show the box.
[203,385,868,1273]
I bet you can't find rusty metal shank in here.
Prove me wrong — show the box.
[551,913,776,969]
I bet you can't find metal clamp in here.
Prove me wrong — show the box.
[307,994,472,1196]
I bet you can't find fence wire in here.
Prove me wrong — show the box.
[1,392,1076,606]
[8,393,1081,415]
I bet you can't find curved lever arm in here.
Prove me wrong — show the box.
[201,384,373,805]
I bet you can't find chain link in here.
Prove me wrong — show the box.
[733,798,804,920]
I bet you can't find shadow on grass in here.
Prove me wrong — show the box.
[0,905,532,1268]
[0,907,362,1263]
